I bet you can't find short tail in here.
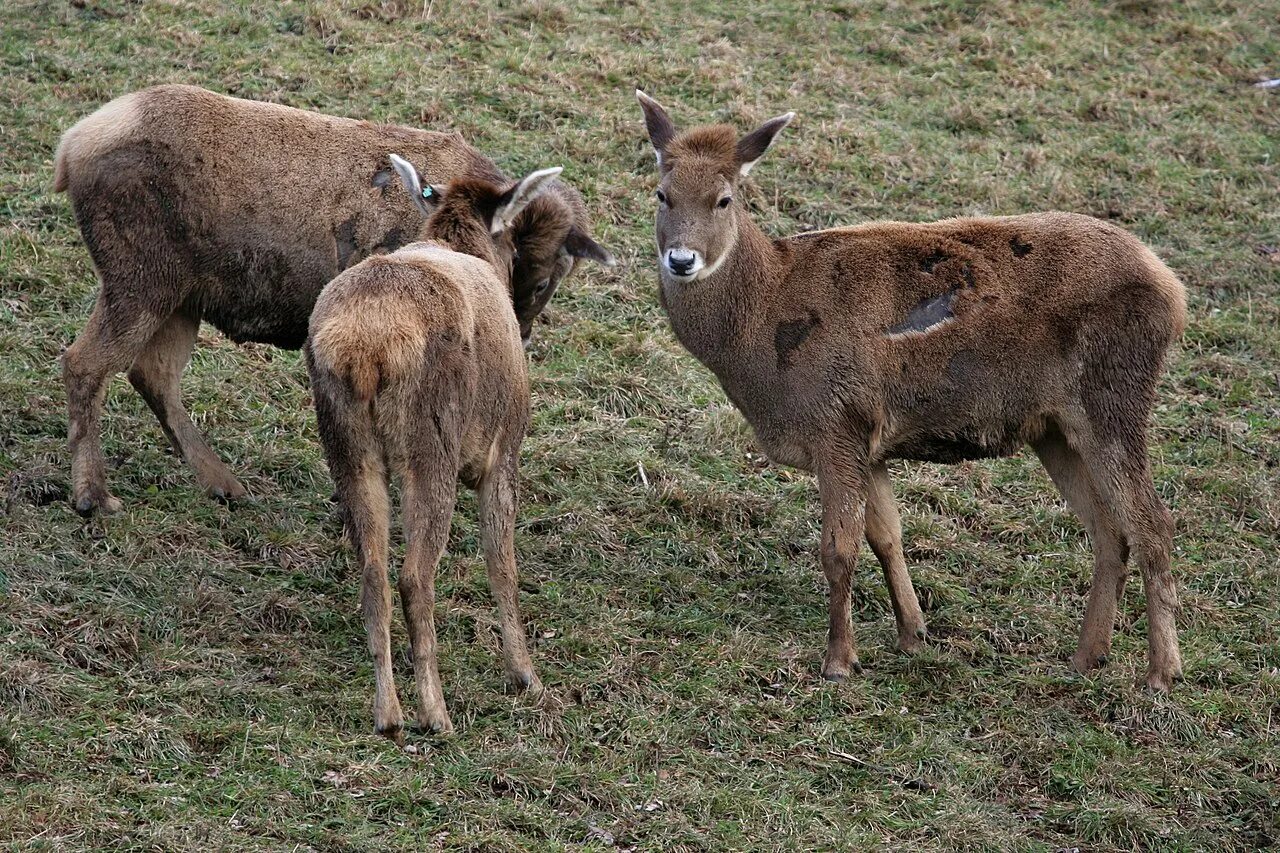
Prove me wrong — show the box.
[310,309,426,404]
[52,133,73,193]
[52,91,143,193]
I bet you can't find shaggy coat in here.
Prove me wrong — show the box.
[53,85,611,514]
[306,164,561,738]
[637,92,1187,691]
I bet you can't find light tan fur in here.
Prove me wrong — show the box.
[306,170,558,739]
[53,91,142,192]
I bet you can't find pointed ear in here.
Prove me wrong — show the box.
[636,90,676,168]
[563,225,616,267]
[490,167,564,235]
[735,112,795,176]
[389,153,441,216]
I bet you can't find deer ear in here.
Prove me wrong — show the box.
[388,153,441,216]
[636,90,676,169]
[563,225,615,267]
[489,167,564,235]
[736,112,795,176]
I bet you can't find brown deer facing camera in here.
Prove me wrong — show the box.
[306,158,564,738]
[636,92,1187,691]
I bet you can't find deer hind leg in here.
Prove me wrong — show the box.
[127,310,247,502]
[816,457,870,681]
[864,464,928,653]
[64,170,195,516]
[1067,424,1181,691]
[1033,431,1130,674]
[478,440,540,696]
[399,462,458,735]
[313,387,402,741]
[64,295,174,515]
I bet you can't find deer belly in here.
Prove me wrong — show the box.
[197,244,334,349]
[887,430,1022,464]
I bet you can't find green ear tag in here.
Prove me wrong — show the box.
[422,186,433,199]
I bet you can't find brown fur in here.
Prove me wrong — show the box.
[637,92,1188,691]
[54,85,611,514]
[305,170,560,738]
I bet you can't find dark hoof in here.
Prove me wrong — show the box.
[1144,667,1183,693]
[418,717,454,735]
[822,661,861,682]
[208,483,249,503]
[74,492,123,517]
[375,722,404,746]
[1071,649,1111,674]
[507,670,544,697]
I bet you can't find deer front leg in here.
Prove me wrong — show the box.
[817,458,870,682]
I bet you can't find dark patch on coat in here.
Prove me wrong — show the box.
[375,227,407,255]
[68,140,198,339]
[1010,235,1033,257]
[960,264,976,289]
[775,311,821,369]
[896,435,1003,461]
[893,433,1015,464]
[946,349,985,385]
[919,249,948,273]
[336,216,359,269]
[887,290,956,335]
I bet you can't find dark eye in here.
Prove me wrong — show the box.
[655,189,667,205]
[717,196,732,209]
[535,278,551,295]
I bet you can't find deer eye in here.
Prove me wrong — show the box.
[655,189,667,205]
[717,196,732,209]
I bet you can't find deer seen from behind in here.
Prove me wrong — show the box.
[635,91,1188,692]
[306,158,566,739]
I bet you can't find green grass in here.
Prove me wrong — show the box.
[2,0,1278,849]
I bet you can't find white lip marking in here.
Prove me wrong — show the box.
[663,247,704,279]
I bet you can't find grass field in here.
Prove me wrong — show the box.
[2,0,1278,849]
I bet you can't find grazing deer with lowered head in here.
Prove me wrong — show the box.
[306,158,564,738]
[54,85,612,516]
[636,91,1187,691]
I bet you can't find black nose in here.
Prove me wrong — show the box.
[669,255,695,275]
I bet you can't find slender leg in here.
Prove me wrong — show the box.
[816,457,870,681]
[349,455,401,740]
[1070,430,1181,690]
[1118,468,1181,691]
[864,464,928,653]
[127,310,247,501]
[399,467,457,734]
[312,386,403,741]
[478,442,540,695]
[1034,432,1130,673]
[64,297,171,514]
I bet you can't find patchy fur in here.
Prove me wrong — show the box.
[54,85,610,514]
[638,94,1188,692]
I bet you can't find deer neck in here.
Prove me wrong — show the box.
[427,219,504,274]
[659,213,781,374]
